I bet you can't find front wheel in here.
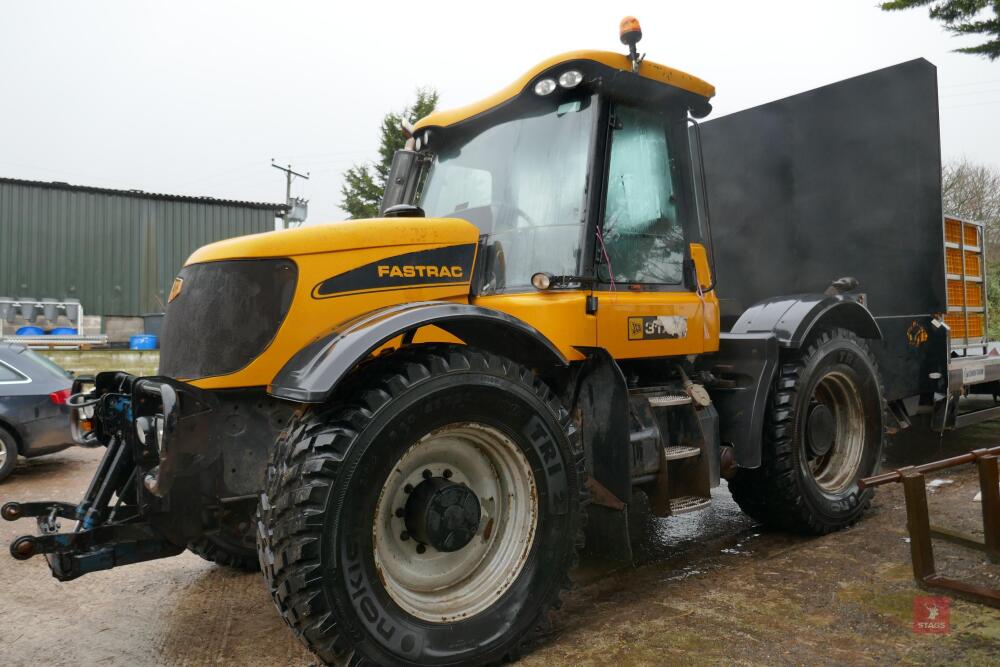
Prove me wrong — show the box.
[729,328,885,534]
[257,345,585,665]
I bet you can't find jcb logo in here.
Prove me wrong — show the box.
[628,317,644,340]
[376,265,464,279]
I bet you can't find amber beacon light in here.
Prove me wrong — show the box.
[619,16,643,71]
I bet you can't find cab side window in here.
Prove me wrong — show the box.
[600,105,685,285]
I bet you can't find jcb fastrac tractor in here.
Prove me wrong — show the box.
[7,18,905,666]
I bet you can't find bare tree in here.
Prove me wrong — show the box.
[944,158,1000,339]
[943,158,1000,255]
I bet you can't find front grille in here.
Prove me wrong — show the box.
[159,259,297,379]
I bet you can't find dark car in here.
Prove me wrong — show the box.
[0,343,75,482]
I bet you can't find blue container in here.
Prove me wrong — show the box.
[15,325,44,336]
[49,327,78,335]
[129,334,158,350]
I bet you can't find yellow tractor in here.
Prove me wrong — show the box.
[5,18,892,665]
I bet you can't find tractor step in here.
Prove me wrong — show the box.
[663,445,701,461]
[669,495,712,514]
[648,393,692,408]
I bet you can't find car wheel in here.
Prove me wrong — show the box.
[0,426,19,483]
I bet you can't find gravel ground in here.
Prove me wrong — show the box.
[1,421,998,666]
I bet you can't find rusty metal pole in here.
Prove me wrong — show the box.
[979,454,1000,564]
[901,469,935,582]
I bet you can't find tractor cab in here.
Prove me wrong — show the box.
[383,33,717,307]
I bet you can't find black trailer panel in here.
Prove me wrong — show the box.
[701,59,946,401]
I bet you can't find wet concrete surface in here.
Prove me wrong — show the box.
[2,422,999,665]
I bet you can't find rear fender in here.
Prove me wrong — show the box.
[710,295,880,469]
[730,294,881,347]
[268,301,568,403]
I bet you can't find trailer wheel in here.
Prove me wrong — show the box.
[729,328,885,534]
[256,345,585,665]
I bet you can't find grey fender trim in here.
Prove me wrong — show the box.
[730,294,882,348]
[268,301,569,403]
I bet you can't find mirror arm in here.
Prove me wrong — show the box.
[688,117,717,292]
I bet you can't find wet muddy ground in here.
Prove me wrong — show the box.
[2,422,999,666]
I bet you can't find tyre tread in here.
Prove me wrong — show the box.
[256,344,586,665]
[729,327,885,534]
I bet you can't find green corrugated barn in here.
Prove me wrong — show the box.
[0,177,285,316]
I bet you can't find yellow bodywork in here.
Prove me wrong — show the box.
[182,216,719,389]
[414,50,714,132]
[187,218,480,390]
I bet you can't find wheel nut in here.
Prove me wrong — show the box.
[404,484,414,494]
[400,531,410,541]
[416,543,426,554]
[394,508,404,518]
[422,469,432,480]
[443,469,453,479]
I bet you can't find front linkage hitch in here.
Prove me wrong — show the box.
[2,372,209,580]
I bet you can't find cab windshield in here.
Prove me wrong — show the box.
[419,96,596,293]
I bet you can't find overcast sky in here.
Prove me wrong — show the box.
[1,1,998,225]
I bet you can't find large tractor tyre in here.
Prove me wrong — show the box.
[0,426,18,483]
[728,328,885,534]
[256,344,586,666]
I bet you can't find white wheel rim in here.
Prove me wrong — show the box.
[0,438,7,468]
[373,422,538,623]
[808,371,866,493]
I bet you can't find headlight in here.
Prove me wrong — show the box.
[558,70,583,88]
[534,78,556,96]
[531,272,553,290]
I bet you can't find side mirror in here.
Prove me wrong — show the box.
[689,243,714,292]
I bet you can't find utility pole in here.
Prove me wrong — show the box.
[271,160,310,230]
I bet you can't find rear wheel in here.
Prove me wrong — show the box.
[256,345,585,665]
[729,328,885,534]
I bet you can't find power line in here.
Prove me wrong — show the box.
[941,98,1000,110]
[940,87,1000,98]
[940,78,1000,88]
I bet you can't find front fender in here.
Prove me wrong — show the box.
[730,294,881,348]
[268,301,568,403]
